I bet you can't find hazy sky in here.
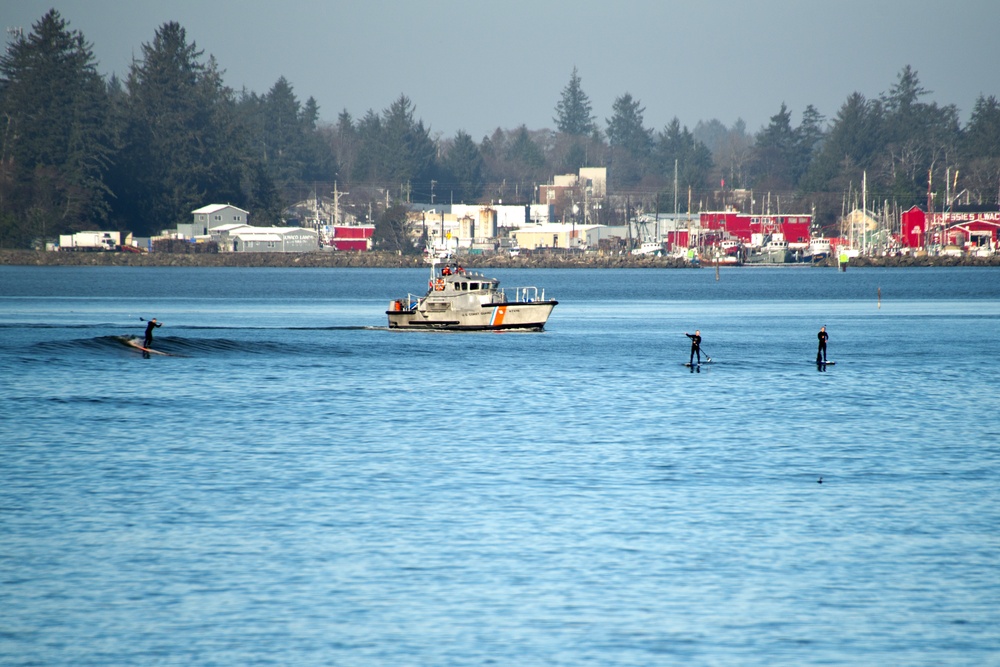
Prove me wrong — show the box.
[8,0,999,139]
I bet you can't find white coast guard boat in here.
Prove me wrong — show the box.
[386,258,557,331]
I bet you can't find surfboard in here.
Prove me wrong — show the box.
[125,338,170,356]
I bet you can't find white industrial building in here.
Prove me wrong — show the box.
[211,224,319,252]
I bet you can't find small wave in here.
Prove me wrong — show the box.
[173,325,375,331]
[32,336,130,354]
[28,334,362,358]
[159,336,285,355]
[0,322,128,330]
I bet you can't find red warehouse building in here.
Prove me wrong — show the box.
[699,212,812,248]
[329,225,375,251]
[900,206,1000,249]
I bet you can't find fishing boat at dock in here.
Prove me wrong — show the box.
[386,257,557,331]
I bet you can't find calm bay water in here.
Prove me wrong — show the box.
[2,265,999,666]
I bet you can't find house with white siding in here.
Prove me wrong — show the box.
[180,204,250,238]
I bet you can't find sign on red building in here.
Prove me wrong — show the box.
[900,206,1000,248]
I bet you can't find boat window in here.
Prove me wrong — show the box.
[461,282,468,290]
[470,283,479,290]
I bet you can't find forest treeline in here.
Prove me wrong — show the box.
[2,10,999,249]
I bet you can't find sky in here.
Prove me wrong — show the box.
[7,0,1000,140]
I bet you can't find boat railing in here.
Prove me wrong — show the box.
[501,286,546,303]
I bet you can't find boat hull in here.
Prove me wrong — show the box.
[387,301,557,331]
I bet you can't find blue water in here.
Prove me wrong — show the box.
[2,265,999,666]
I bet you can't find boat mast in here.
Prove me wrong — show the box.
[862,170,867,255]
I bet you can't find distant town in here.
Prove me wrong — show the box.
[50,164,999,265]
[3,11,999,267]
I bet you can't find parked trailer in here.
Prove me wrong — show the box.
[59,231,121,251]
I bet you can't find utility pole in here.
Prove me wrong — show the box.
[674,159,679,217]
[655,193,660,244]
[626,196,632,248]
[331,181,348,225]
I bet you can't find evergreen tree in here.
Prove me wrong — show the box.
[883,65,928,145]
[117,22,236,234]
[963,95,1000,159]
[475,127,550,203]
[559,140,589,173]
[199,56,260,206]
[331,109,358,182]
[554,67,596,136]
[606,93,652,156]
[352,95,436,193]
[692,119,729,157]
[0,10,113,247]
[606,93,652,186]
[654,118,713,208]
[381,94,436,188]
[262,77,306,185]
[505,126,546,168]
[111,28,286,234]
[802,92,883,194]
[879,66,960,206]
[302,97,320,131]
[752,103,798,190]
[793,104,826,186]
[442,130,483,203]
[238,79,336,197]
[353,108,382,181]
[960,95,1000,205]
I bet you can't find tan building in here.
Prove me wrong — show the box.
[511,223,606,250]
[538,167,607,223]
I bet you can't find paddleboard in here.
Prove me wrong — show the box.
[125,338,170,356]
[816,360,836,365]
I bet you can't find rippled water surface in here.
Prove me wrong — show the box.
[2,265,999,666]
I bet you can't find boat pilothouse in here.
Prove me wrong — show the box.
[386,257,558,330]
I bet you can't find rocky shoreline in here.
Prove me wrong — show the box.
[1,249,998,269]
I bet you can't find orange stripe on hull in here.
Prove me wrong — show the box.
[490,305,507,327]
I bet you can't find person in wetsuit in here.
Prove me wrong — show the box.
[686,330,702,365]
[144,318,162,348]
[817,325,828,363]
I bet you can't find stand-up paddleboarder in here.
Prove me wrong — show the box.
[686,330,702,366]
[816,326,828,364]
[144,318,162,349]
